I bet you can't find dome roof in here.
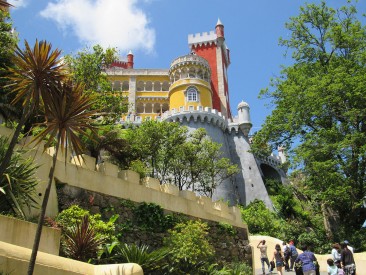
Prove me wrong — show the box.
[237,101,249,109]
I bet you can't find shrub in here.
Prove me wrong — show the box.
[217,221,236,236]
[163,220,215,273]
[117,243,169,273]
[0,136,39,219]
[56,205,117,242]
[133,202,179,232]
[240,199,280,236]
[63,215,102,261]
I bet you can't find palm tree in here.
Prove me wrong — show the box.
[0,40,67,184]
[27,81,97,274]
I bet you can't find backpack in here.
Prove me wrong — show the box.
[290,245,298,257]
[284,246,292,257]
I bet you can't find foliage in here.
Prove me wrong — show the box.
[64,45,127,124]
[252,1,366,240]
[163,220,215,273]
[209,262,253,275]
[240,200,281,236]
[65,45,116,91]
[0,39,67,182]
[0,9,19,123]
[124,120,187,179]
[117,243,170,273]
[133,202,178,232]
[62,215,103,262]
[0,136,38,218]
[56,205,117,243]
[129,159,149,179]
[81,125,130,165]
[217,222,236,236]
[124,121,238,197]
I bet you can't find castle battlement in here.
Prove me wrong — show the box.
[188,31,217,47]
[0,126,245,228]
[162,107,228,131]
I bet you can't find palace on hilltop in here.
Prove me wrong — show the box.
[105,19,286,207]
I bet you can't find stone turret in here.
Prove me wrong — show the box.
[237,101,252,136]
[215,18,225,39]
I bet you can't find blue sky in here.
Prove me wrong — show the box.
[7,0,366,132]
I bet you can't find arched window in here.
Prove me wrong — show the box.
[186,87,199,102]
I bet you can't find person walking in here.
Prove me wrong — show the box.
[257,240,271,275]
[331,243,341,268]
[343,240,354,254]
[295,244,317,275]
[272,244,284,275]
[340,242,356,275]
[289,240,299,271]
[283,241,290,271]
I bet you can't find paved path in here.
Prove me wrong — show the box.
[254,268,328,275]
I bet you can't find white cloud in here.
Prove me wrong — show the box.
[40,0,155,54]
[9,0,28,8]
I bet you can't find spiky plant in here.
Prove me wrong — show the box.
[63,215,102,262]
[117,243,170,273]
[0,40,67,185]
[27,81,97,274]
[0,136,38,218]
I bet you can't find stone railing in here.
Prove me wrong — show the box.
[170,54,210,70]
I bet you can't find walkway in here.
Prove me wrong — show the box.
[254,269,328,275]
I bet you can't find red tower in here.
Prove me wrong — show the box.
[188,19,232,119]
[110,51,134,69]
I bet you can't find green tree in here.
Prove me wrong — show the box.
[124,120,187,179]
[27,81,97,275]
[65,45,126,124]
[252,1,366,238]
[0,8,18,123]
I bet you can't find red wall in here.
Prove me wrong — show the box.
[192,44,221,112]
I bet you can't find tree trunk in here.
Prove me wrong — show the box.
[0,103,32,178]
[321,203,340,240]
[27,135,60,275]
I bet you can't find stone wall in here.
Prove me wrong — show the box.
[56,183,252,265]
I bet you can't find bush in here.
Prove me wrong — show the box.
[56,205,117,243]
[63,215,103,261]
[133,202,179,232]
[117,243,169,273]
[240,199,281,236]
[0,136,39,219]
[163,220,215,273]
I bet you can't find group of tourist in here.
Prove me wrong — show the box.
[257,239,356,275]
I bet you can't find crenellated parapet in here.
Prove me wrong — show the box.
[0,126,246,229]
[162,106,228,131]
[188,31,217,49]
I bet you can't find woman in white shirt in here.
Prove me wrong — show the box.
[331,243,341,268]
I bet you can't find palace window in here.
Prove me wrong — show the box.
[186,87,199,102]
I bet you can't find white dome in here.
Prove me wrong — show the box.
[237,101,249,109]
